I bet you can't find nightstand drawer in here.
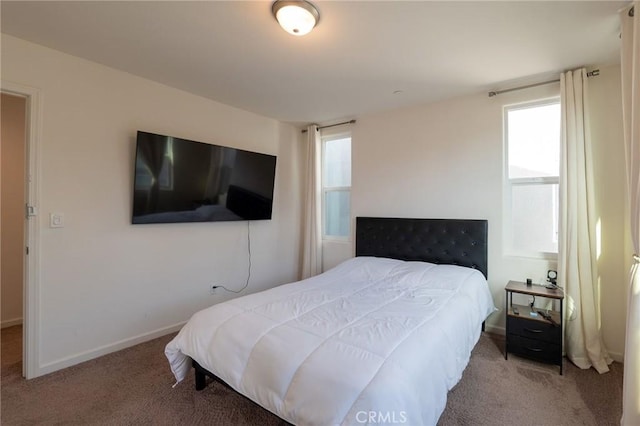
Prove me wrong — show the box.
[507,316,561,344]
[508,335,562,364]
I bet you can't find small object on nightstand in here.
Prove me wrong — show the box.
[526,278,532,286]
[512,307,519,315]
[546,270,558,289]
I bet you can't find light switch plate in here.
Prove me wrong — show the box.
[50,212,64,228]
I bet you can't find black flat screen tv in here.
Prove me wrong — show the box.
[132,131,276,224]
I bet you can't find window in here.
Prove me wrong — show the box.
[505,99,560,257]
[322,134,351,239]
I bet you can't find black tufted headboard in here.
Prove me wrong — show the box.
[355,217,488,278]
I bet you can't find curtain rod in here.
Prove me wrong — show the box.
[488,69,600,98]
[301,119,356,133]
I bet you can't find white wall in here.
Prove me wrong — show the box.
[349,66,627,360]
[1,35,303,376]
[1,93,26,327]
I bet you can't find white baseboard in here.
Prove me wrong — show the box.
[35,322,186,378]
[484,324,505,336]
[608,351,624,363]
[1,318,23,329]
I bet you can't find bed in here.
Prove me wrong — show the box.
[165,217,494,425]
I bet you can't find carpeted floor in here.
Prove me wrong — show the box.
[1,326,623,425]
[437,334,623,426]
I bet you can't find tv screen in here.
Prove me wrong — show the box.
[132,131,276,224]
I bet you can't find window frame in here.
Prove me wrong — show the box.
[321,131,352,242]
[503,97,560,259]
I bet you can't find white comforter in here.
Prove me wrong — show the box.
[165,256,495,426]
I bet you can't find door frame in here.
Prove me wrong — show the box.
[2,80,42,379]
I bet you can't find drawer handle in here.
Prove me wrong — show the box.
[524,328,543,333]
[525,346,543,352]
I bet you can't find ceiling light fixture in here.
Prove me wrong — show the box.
[272,0,320,36]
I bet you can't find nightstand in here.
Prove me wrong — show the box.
[504,280,564,374]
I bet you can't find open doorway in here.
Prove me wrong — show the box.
[1,93,27,375]
[1,81,41,379]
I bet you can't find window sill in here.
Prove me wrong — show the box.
[504,251,559,261]
[322,237,351,244]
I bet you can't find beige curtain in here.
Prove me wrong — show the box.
[621,3,640,425]
[301,125,322,279]
[558,68,612,373]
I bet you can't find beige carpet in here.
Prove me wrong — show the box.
[1,326,622,425]
[438,335,622,426]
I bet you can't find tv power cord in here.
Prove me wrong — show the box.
[211,221,252,294]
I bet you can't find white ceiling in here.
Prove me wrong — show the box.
[0,1,627,126]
